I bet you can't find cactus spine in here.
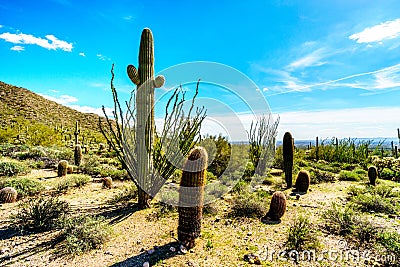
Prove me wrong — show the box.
[178,147,208,249]
[0,187,18,203]
[264,191,286,221]
[368,166,378,186]
[127,28,165,209]
[58,160,68,177]
[294,170,311,193]
[283,132,294,188]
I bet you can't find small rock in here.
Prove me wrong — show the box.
[309,189,312,192]
[180,245,188,254]
[136,240,142,244]
[244,253,261,265]
[104,251,113,255]
[215,216,221,222]
[143,262,150,267]
[247,231,252,236]
[170,247,176,252]
[140,248,145,252]
[296,194,300,200]
[293,203,298,207]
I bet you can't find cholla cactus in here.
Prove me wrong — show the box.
[58,160,68,177]
[264,191,286,221]
[294,170,311,193]
[178,147,208,249]
[0,187,18,203]
[102,177,113,189]
[368,166,378,186]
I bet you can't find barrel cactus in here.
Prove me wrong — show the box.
[264,191,286,221]
[0,187,18,203]
[74,145,83,166]
[283,132,294,188]
[57,160,68,177]
[294,170,311,193]
[102,177,113,189]
[178,147,208,249]
[368,166,378,186]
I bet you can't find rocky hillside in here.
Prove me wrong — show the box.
[0,81,107,134]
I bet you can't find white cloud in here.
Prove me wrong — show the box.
[287,48,327,70]
[0,32,73,51]
[123,15,133,21]
[277,107,400,140]
[10,45,24,51]
[0,25,3,28]
[39,94,78,105]
[79,52,86,57]
[349,18,400,43]
[69,105,113,117]
[97,54,110,61]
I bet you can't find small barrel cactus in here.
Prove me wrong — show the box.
[283,132,294,188]
[264,191,287,221]
[294,170,311,193]
[0,187,18,203]
[57,160,68,177]
[67,165,74,174]
[178,146,208,249]
[368,166,378,186]
[102,177,113,189]
[74,145,83,166]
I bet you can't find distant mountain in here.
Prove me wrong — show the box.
[0,81,107,142]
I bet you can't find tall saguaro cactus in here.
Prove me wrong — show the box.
[283,132,294,188]
[127,28,165,209]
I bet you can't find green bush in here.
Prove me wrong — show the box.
[0,160,29,176]
[63,215,112,255]
[55,174,91,193]
[286,215,320,251]
[354,219,378,244]
[229,193,266,218]
[378,230,400,260]
[308,168,336,184]
[13,196,70,231]
[322,204,357,236]
[338,170,362,181]
[1,177,44,198]
[351,193,397,214]
[380,168,395,180]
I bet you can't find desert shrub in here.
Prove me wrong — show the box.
[17,146,47,160]
[286,215,320,251]
[351,193,397,214]
[98,166,128,180]
[229,193,266,218]
[79,155,101,175]
[63,215,112,255]
[380,168,395,180]
[203,135,231,177]
[378,230,400,260]
[354,219,379,244]
[308,168,336,184]
[206,182,226,197]
[55,174,91,193]
[231,180,250,194]
[13,196,70,231]
[1,177,44,198]
[322,204,357,236]
[107,185,137,204]
[203,202,219,216]
[0,160,29,177]
[338,170,362,181]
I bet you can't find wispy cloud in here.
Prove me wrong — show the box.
[123,15,134,21]
[265,63,400,96]
[68,105,113,117]
[349,18,400,43]
[97,53,110,61]
[0,32,73,51]
[0,25,3,28]
[79,52,86,57]
[10,45,24,51]
[287,48,328,70]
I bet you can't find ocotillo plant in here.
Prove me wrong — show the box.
[178,147,208,249]
[283,132,294,188]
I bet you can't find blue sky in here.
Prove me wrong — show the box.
[0,0,399,140]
